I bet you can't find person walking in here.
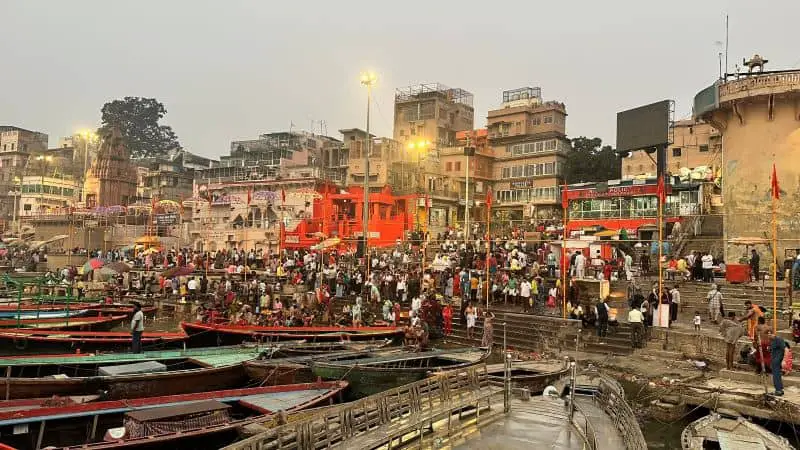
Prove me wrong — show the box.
[707,284,722,324]
[131,302,144,354]
[750,249,760,282]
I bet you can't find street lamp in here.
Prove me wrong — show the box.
[360,71,377,279]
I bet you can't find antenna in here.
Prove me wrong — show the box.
[724,14,729,78]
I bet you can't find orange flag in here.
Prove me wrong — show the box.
[772,164,780,199]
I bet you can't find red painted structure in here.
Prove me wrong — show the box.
[564,181,682,238]
[282,185,416,250]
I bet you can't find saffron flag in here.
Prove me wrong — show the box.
[561,183,568,209]
[772,164,780,199]
[281,188,286,203]
[657,176,666,203]
[485,188,492,209]
[247,187,252,206]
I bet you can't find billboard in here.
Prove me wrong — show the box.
[616,100,671,152]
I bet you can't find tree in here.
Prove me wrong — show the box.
[98,97,181,159]
[562,136,621,183]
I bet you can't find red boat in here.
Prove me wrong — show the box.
[0,381,347,450]
[88,304,158,318]
[0,314,127,331]
[0,329,188,355]
[181,321,404,347]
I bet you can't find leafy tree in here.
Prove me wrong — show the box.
[98,97,181,159]
[562,136,621,183]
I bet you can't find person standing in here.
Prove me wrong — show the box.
[628,305,644,348]
[546,251,556,278]
[701,252,714,282]
[769,332,788,396]
[594,298,609,338]
[738,300,764,339]
[442,303,453,336]
[707,284,722,324]
[131,302,144,354]
[574,251,586,279]
[750,249,760,282]
[481,311,495,348]
[719,312,744,370]
[669,284,681,322]
[520,278,532,313]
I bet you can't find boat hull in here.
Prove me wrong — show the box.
[312,364,426,397]
[181,321,403,347]
[0,331,187,356]
[0,363,249,400]
[0,315,127,331]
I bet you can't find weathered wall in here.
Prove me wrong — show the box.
[710,95,800,262]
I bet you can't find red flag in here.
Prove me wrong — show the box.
[561,183,568,209]
[485,188,492,209]
[281,188,286,203]
[247,187,252,206]
[657,176,666,203]
[772,164,781,199]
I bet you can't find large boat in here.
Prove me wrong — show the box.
[485,359,571,394]
[0,344,278,400]
[0,314,127,331]
[310,347,490,397]
[0,329,188,355]
[0,303,98,319]
[0,381,347,450]
[88,304,158,318]
[181,321,403,346]
[681,413,794,449]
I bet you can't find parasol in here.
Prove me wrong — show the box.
[135,235,162,245]
[28,234,70,251]
[594,229,619,238]
[82,258,104,272]
[311,237,341,250]
[141,247,160,255]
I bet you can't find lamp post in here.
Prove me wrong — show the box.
[360,71,377,280]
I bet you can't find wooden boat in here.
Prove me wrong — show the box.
[0,329,188,355]
[273,339,392,357]
[0,314,127,331]
[311,347,490,397]
[0,303,97,319]
[244,347,404,385]
[88,304,158,318]
[485,359,571,394]
[0,381,347,450]
[681,413,794,449]
[181,321,404,346]
[0,344,278,400]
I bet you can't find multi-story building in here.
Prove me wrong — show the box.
[0,126,48,228]
[342,128,406,189]
[18,175,79,217]
[487,87,569,223]
[392,83,475,231]
[621,119,721,179]
[439,129,494,228]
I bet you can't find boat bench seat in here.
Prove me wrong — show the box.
[333,385,501,449]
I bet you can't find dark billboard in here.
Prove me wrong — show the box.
[616,100,671,152]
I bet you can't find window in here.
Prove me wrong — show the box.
[532,117,541,125]
[445,162,452,171]
[543,116,553,124]
[502,167,511,178]
[399,130,405,137]
[23,204,31,211]
[535,142,544,152]
[454,161,461,171]
[545,140,557,151]
[511,166,523,178]
[525,164,535,177]
[699,145,709,153]
[672,148,682,157]
[10,143,14,151]
[544,162,555,175]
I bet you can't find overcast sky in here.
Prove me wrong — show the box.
[1,0,797,158]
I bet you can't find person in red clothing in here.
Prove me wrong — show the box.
[442,303,453,336]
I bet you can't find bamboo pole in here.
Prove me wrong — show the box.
[485,197,491,310]
[773,177,778,332]
[562,181,568,320]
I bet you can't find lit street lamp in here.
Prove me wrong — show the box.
[360,71,377,278]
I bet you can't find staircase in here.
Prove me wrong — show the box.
[670,281,788,317]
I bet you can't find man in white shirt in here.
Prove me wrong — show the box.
[628,307,644,348]
[520,279,532,312]
[574,251,586,279]
[701,253,714,282]
[131,302,145,353]
[187,277,197,300]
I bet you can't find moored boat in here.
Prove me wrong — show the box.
[0,329,188,355]
[310,347,490,397]
[485,359,571,394]
[0,381,347,450]
[88,304,158,318]
[0,314,127,331]
[0,344,277,400]
[181,321,403,346]
[0,303,98,319]
[681,413,794,449]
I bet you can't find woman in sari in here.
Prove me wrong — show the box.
[481,311,495,348]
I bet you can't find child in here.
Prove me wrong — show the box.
[693,311,701,331]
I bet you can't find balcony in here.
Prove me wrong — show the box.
[718,71,800,104]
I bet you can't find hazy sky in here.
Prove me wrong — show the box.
[1,1,797,158]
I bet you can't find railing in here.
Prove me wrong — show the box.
[719,71,800,100]
[225,365,494,450]
[594,376,648,450]
[570,401,600,450]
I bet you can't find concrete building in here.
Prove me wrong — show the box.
[18,175,79,217]
[487,87,569,223]
[694,63,800,262]
[622,119,721,179]
[439,129,494,228]
[0,126,49,229]
[133,149,202,202]
[342,128,407,189]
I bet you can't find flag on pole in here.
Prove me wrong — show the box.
[561,182,568,209]
[281,188,286,203]
[771,164,781,199]
[657,176,666,203]
[485,188,492,209]
[247,187,252,206]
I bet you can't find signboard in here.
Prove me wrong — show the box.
[510,180,534,189]
[155,213,179,226]
[566,184,668,200]
[284,236,299,244]
[616,100,671,152]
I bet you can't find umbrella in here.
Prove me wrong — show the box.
[594,229,619,238]
[82,258,104,272]
[141,247,160,255]
[135,235,162,245]
[106,261,132,273]
[162,264,195,278]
